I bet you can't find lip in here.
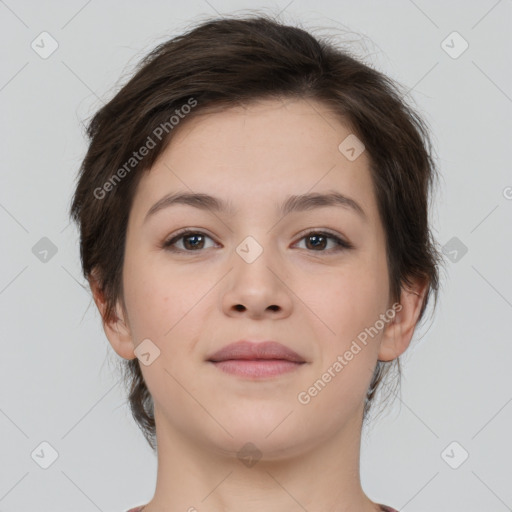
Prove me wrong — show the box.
[207,340,306,363]
[207,340,306,379]
[211,360,303,378]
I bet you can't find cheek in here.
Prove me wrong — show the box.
[122,253,209,363]
[121,247,175,339]
[125,282,185,342]
[300,271,384,418]
[312,260,387,330]
[303,257,389,390]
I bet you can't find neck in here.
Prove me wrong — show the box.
[142,405,381,512]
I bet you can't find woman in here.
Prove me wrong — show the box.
[70,14,443,512]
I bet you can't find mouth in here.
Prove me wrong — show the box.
[209,359,305,378]
[207,340,307,379]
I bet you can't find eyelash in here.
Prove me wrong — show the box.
[161,228,353,254]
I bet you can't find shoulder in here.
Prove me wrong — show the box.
[124,505,398,512]
[125,504,398,512]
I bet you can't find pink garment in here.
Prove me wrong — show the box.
[126,504,398,511]
[379,505,400,512]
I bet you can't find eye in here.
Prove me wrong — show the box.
[293,230,353,252]
[162,229,353,254]
[162,229,217,252]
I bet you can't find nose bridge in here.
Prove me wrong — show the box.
[232,233,279,287]
[222,231,292,317]
[235,233,268,266]
[228,205,278,266]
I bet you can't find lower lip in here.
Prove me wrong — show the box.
[210,360,304,378]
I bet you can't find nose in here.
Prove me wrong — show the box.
[221,241,293,320]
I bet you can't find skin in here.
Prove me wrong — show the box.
[90,98,426,512]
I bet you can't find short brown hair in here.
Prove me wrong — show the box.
[69,14,445,451]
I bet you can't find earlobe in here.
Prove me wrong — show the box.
[88,270,137,361]
[378,279,428,362]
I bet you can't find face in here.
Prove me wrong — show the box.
[108,98,400,457]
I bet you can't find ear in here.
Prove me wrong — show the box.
[88,269,137,360]
[378,278,428,362]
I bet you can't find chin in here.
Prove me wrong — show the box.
[209,417,307,457]
[209,432,306,464]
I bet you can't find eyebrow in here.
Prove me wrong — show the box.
[144,190,367,223]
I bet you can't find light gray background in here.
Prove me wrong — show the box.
[1,1,511,511]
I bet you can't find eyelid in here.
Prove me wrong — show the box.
[293,227,350,244]
[161,228,218,250]
[292,228,354,251]
[162,227,353,253]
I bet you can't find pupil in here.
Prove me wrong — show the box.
[182,234,328,251]
[186,234,202,249]
[308,235,325,250]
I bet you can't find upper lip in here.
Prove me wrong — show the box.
[207,340,306,363]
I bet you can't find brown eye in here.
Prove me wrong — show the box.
[163,230,216,252]
[162,229,352,254]
[294,231,353,252]
[305,233,328,250]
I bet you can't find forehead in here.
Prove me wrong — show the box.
[130,98,378,225]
